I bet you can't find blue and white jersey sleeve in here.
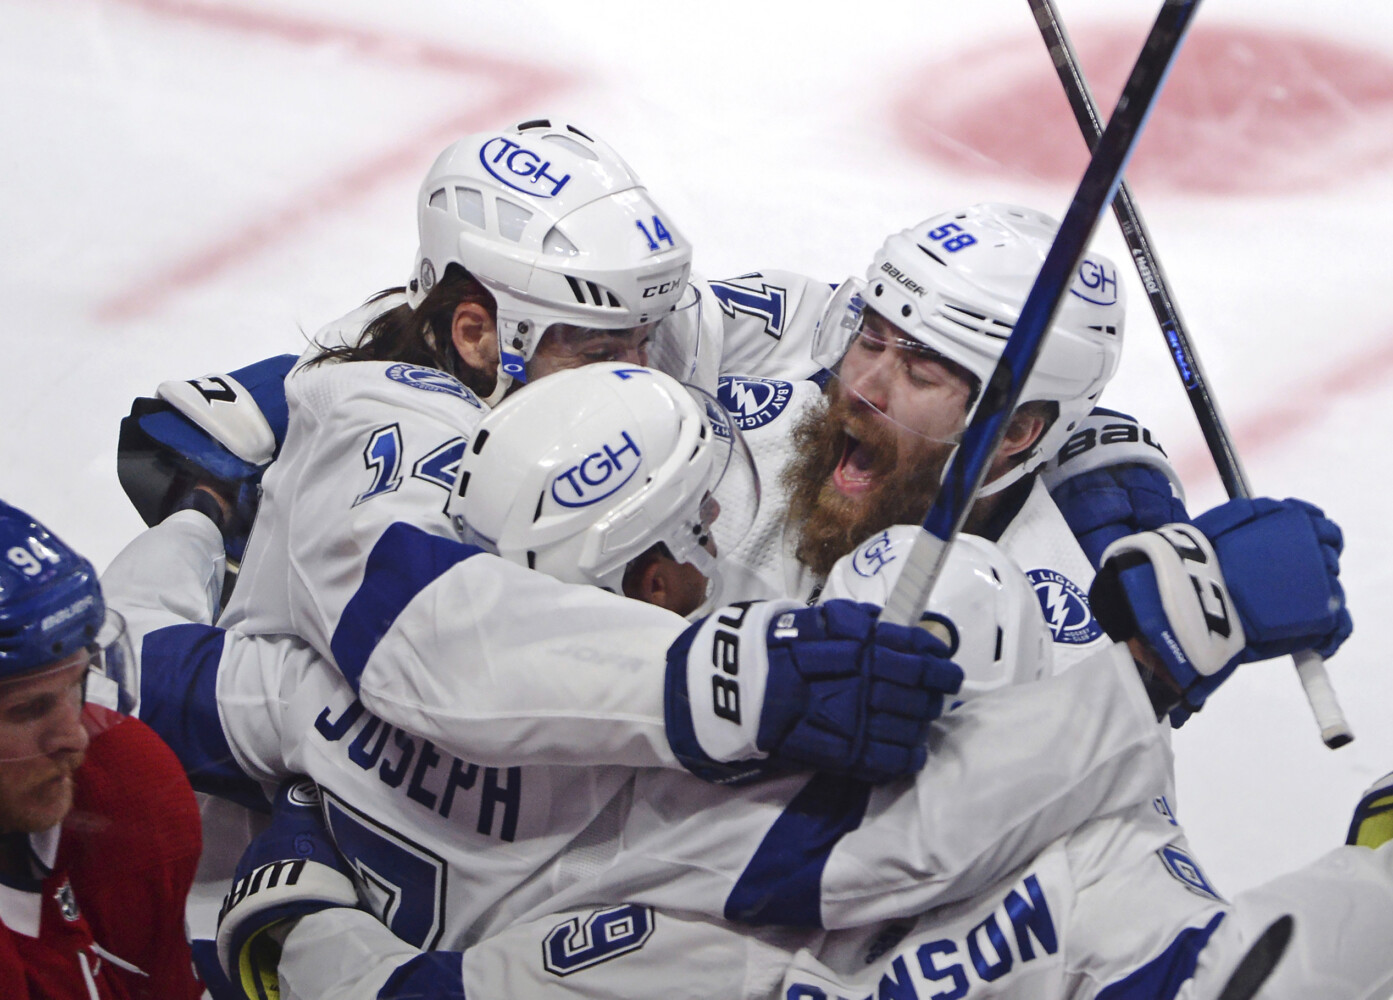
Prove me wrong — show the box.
[519,645,1172,932]
[778,808,1393,999]
[330,522,690,769]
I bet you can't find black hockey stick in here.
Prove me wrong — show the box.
[1027,0,1353,749]
[881,0,1201,626]
[1215,914,1293,1000]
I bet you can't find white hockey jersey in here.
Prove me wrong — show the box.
[711,377,1113,674]
[106,512,1175,953]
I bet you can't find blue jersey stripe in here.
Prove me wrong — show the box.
[724,773,872,928]
[330,522,482,690]
[139,622,269,811]
[1096,912,1225,1000]
[377,952,467,999]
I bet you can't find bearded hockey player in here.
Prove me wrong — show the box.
[0,500,202,1000]
[714,204,1187,684]
[207,508,1366,1000]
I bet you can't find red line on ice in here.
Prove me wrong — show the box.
[95,0,574,321]
[1174,331,1393,487]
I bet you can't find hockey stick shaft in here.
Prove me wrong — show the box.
[1027,0,1352,749]
[1214,914,1293,1000]
[880,0,1202,627]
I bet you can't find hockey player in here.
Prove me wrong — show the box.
[119,120,946,785]
[204,502,1368,1000]
[102,362,1351,998]
[712,204,1177,677]
[0,499,203,999]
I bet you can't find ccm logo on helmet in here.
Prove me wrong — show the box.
[642,279,681,298]
[479,137,571,198]
[1072,257,1119,306]
[551,432,642,508]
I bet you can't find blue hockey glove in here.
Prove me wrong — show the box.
[216,779,361,1000]
[665,599,963,784]
[1089,497,1351,718]
[1040,409,1188,569]
[118,353,296,562]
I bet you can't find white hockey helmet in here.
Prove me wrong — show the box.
[409,119,699,404]
[813,203,1125,493]
[822,527,1052,700]
[448,363,759,611]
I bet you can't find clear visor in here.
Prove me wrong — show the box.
[527,286,703,385]
[0,609,137,763]
[812,277,978,448]
[670,384,761,615]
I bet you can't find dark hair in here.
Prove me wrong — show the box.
[308,265,499,397]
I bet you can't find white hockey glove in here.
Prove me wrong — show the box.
[216,779,361,1000]
[665,598,963,784]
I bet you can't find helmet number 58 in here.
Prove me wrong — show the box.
[927,222,977,253]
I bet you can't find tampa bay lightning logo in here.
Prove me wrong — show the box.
[717,376,793,431]
[1158,846,1223,901]
[1026,568,1103,645]
[384,364,483,408]
[851,530,898,578]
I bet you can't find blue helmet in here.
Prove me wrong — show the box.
[0,500,105,682]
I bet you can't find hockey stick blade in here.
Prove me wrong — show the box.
[880,0,1202,627]
[1027,0,1353,749]
[1214,914,1293,1000]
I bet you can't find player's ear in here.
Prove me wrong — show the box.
[450,301,499,375]
[998,403,1049,461]
[623,553,667,607]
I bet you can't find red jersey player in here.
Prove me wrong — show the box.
[0,499,202,999]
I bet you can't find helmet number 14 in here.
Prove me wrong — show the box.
[636,215,675,252]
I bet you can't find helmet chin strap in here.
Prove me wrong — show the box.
[482,345,529,408]
[481,369,515,408]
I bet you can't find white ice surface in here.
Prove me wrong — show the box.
[3,0,1391,904]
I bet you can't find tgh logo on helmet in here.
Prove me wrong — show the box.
[551,432,642,508]
[1071,257,1119,307]
[479,137,572,198]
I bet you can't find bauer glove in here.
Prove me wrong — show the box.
[664,598,963,784]
[217,779,361,1000]
[1039,409,1189,569]
[1089,496,1351,719]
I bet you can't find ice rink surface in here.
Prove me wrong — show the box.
[4,0,1392,903]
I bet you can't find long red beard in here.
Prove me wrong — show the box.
[782,389,954,578]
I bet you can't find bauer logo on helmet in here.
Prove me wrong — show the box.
[551,431,643,508]
[479,136,571,198]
